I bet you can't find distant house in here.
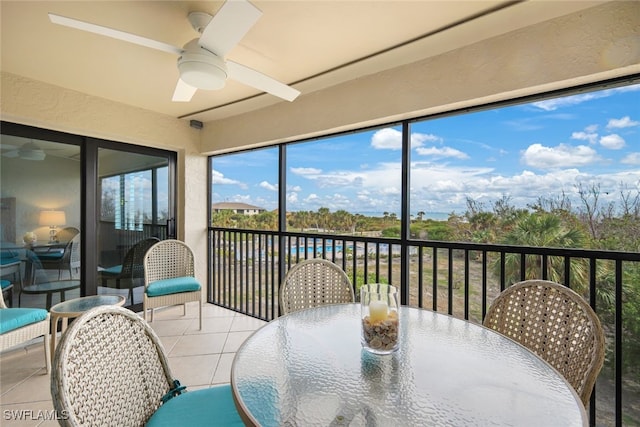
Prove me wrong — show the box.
[212,202,266,216]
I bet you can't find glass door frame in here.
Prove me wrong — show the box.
[1,122,177,310]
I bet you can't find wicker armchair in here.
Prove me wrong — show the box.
[483,279,605,407]
[0,286,50,373]
[100,237,160,304]
[51,305,243,427]
[143,239,202,329]
[279,258,354,315]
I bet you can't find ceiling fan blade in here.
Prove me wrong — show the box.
[199,0,262,57]
[48,13,183,56]
[172,79,198,102]
[227,61,300,102]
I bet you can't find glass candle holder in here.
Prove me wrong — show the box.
[361,284,400,354]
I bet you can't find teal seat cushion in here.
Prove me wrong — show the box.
[146,385,243,427]
[100,265,123,276]
[1,280,11,290]
[0,308,48,334]
[36,252,64,261]
[0,257,20,265]
[146,276,200,297]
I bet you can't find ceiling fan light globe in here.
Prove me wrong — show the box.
[177,49,227,90]
[19,149,46,161]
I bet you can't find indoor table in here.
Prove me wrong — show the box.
[231,303,587,427]
[21,279,81,310]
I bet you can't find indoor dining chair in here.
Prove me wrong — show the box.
[279,258,355,315]
[483,279,605,407]
[99,237,160,304]
[143,239,202,329]
[50,305,243,427]
[37,230,81,280]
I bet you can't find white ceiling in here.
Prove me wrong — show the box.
[1,1,608,123]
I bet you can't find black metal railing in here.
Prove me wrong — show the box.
[208,227,640,427]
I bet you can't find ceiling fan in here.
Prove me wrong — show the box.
[48,0,300,103]
[1,141,47,161]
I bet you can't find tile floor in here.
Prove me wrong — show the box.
[0,303,267,426]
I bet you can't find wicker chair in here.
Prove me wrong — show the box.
[483,279,605,407]
[279,258,354,315]
[37,231,81,280]
[0,285,50,373]
[99,237,160,304]
[143,239,202,329]
[51,305,243,427]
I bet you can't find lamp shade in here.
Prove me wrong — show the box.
[39,210,66,226]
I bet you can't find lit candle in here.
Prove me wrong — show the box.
[369,300,389,323]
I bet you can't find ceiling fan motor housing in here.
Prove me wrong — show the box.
[177,39,227,90]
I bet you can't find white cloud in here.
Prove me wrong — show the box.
[521,143,599,169]
[599,134,625,149]
[259,181,278,191]
[290,167,321,175]
[286,192,298,203]
[371,128,402,150]
[532,93,601,111]
[606,116,639,129]
[211,169,247,189]
[415,146,469,159]
[371,127,440,150]
[621,152,640,165]
[571,130,598,145]
[531,85,640,111]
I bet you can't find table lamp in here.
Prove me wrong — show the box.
[40,210,66,243]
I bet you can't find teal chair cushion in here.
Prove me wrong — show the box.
[36,252,64,261]
[0,308,48,334]
[100,265,123,276]
[145,385,244,427]
[146,276,200,297]
[0,257,20,265]
[1,280,11,290]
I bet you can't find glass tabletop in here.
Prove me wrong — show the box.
[50,294,125,315]
[22,280,81,293]
[232,303,587,427]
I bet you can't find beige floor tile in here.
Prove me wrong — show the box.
[168,354,220,388]
[168,332,226,357]
[212,352,235,385]
[223,331,255,353]
[156,335,180,354]
[1,372,51,405]
[184,316,233,335]
[230,316,267,332]
[202,304,239,318]
[147,318,192,337]
[0,400,60,427]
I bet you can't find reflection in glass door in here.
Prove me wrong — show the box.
[0,134,81,310]
[97,149,172,307]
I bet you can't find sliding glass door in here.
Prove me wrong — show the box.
[97,148,174,306]
[0,122,176,310]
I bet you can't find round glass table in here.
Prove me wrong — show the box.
[231,303,587,427]
[21,280,81,309]
[49,294,126,362]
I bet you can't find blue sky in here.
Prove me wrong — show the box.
[212,83,640,217]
